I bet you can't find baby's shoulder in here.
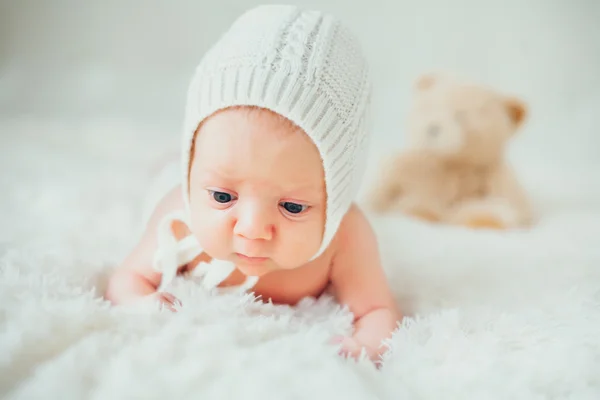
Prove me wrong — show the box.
[327,202,382,279]
[332,203,377,252]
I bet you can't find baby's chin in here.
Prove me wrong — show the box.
[235,257,308,277]
[236,262,274,277]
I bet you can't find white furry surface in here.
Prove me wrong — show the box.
[1,115,600,400]
[2,0,600,398]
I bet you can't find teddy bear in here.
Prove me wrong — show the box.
[368,73,533,230]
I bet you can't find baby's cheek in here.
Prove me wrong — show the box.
[278,221,323,267]
[190,210,230,258]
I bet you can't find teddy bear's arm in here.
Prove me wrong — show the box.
[486,164,534,226]
[446,164,533,229]
[367,153,447,222]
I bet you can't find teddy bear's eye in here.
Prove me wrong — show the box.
[427,124,441,137]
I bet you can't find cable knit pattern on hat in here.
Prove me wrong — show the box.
[181,4,372,259]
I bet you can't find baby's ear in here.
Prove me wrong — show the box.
[504,96,528,129]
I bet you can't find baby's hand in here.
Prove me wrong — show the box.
[133,292,182,312]
[154,292,182,312]
[331,335,380,363]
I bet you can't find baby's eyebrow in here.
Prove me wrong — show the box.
[200,168,240,184]
[282,183,324,197]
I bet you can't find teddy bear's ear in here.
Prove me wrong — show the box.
[415,73,438,91]
[504,97,528,128]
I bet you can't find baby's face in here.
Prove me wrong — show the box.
[188,107,326,277]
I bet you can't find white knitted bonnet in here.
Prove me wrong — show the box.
[181,4,372,259]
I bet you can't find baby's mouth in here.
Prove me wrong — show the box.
[234,253,269,264]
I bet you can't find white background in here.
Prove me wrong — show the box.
[1,0,599,166]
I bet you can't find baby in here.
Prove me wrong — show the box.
[105,4,401,362]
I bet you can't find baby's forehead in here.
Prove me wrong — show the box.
[194,106,320,154]
[191,106,325,187]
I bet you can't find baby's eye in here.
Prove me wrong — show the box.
[209,191,235,204]
[281,202,308,214]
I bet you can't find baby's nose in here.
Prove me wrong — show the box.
[237,224,272,241]
[234,208,274,241]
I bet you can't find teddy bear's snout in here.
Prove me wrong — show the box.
[427,124,441,137]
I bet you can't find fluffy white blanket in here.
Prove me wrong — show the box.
[1,116,599,400]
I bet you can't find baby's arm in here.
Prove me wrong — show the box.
[104,185,184,310]
[329,205,402,362]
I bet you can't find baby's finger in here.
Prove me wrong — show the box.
[154,293,182,312]
[159,301,177,313]
[329,335,346,345]
[334,336,363,359]
[160,292,182,307]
